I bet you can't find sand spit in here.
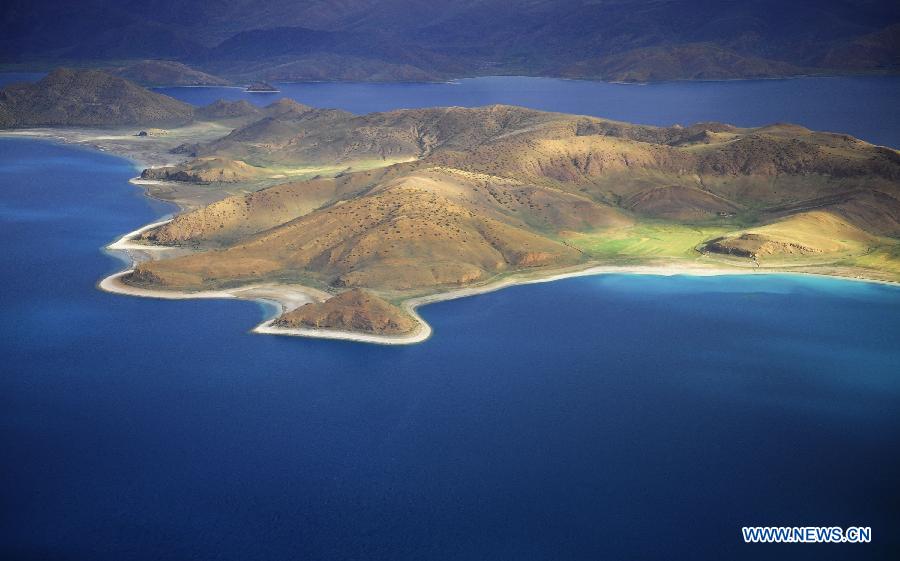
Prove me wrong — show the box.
[253,318,432,345]
[106,218,174,253]
[99,270,238,301]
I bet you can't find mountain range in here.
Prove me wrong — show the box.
[2,1,898,82]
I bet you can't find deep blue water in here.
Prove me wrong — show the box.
[3,67,900,560]
[2,138,900,560]
[1,72,898,148]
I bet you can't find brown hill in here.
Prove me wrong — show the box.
[273,289,415,335]
[624,186,740,221]
[189,104,562,167]
[703,211,878,262]
[141,157,269,183]
[141,174,360,245]
[130,179,584,291]
[0,68,194,128]
[762,189,900,237]
[142,159,632,249]
[174,103,900,196]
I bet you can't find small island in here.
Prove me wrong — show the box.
[245,81,279,92]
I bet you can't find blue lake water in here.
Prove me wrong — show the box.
[159,76,900,148]
[1,72,899,147]
[1,74,900,560]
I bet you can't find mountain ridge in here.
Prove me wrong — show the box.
[3,1,898,83]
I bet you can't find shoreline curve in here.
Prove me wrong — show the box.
[8,132,889,345]
[98,213,898,345]
[7,129,897,344]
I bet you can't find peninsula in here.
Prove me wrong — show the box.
[3,69,899,342]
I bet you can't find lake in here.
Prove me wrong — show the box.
[1,75,900,560]
[1,73,899,148]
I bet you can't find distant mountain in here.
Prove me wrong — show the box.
[2,1,898,82]
[198,26,463,82]
[193,99,261,120]
[555,44,802,82]
[111,60,230,87]
[0,68,194,128]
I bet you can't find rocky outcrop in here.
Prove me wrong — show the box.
[273,289,416,335]
[141,158,266,183]
[704,234,822,259]
[701,211,879,261]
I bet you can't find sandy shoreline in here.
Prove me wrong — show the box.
[0,122,232,169]
[106,218,174,253]
[97,211,760,344]
[8,128,896,345]
[99,216,899,345]
[99,209,897,346]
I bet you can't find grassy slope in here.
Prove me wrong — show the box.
[566,224,733,260]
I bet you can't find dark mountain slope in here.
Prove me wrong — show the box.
[2,1,898,82]
[111,60,230,87]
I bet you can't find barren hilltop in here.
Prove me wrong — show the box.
[2,70,898,340]
[0,69,194,128]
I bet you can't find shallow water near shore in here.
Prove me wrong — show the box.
[2,137,900,560]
